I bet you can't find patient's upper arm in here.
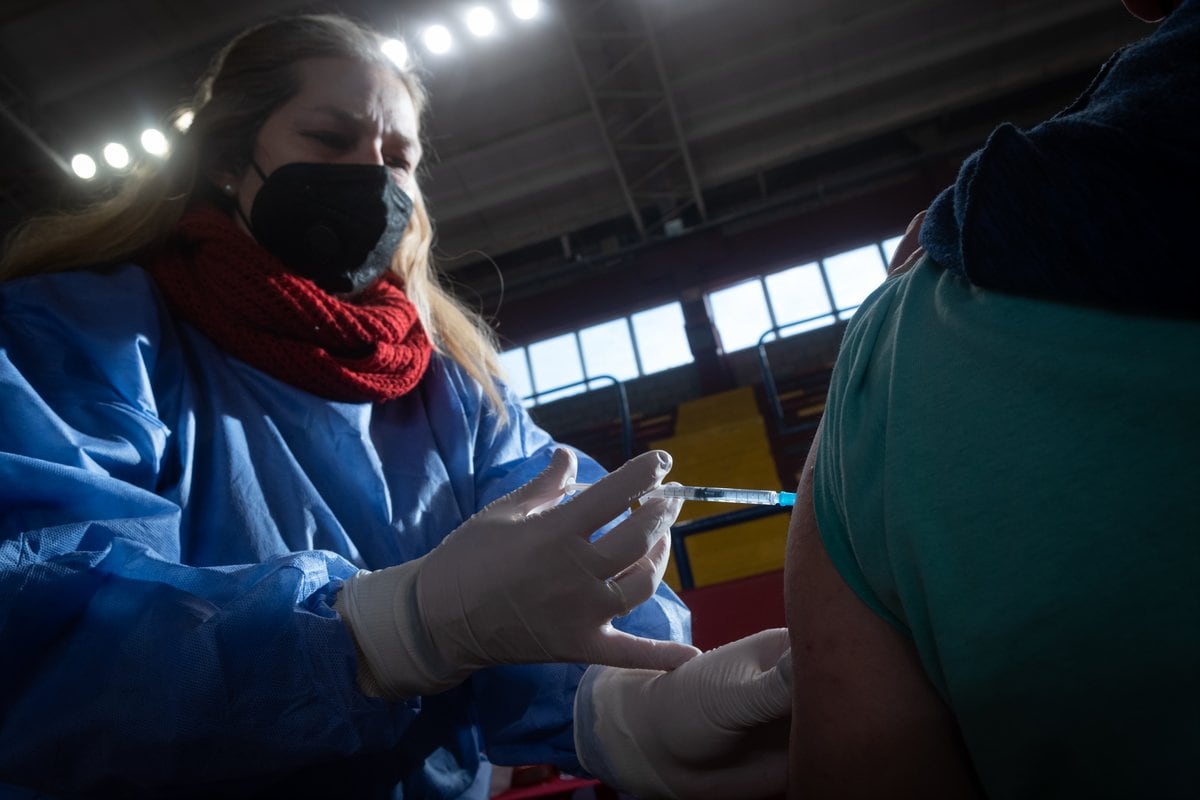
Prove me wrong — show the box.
[784,424,983,800]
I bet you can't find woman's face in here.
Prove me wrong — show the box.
[225,56,423,233]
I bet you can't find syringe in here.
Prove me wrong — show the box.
[566,482,796,508]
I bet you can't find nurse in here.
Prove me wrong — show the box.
[0,13,790,799]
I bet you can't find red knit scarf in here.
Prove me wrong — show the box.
[146,205,432,402]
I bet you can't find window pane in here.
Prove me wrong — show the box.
[499,348,534,404]
[881,235,904,265]
[708,278,773,353]
[823,244,887,311]
[528,333,585,402]
[579,318,640,382]
[764,262,835,335]
[631,302,693,374]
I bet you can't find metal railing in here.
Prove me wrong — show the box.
[524,374,634,462]
[756,310,853,436]
[523,349,835,591]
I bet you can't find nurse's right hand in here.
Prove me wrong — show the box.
[335,448,701,698]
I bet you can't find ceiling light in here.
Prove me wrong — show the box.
[71,153,97,180]
[173,110,194,132]
[103,142,130,169]
[140,128,169,156]
[381,38,409,69]
[511,0,540,20]
[466,6,497,37]
[422,24,453,54]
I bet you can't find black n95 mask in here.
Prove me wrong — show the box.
[244,161,414,296]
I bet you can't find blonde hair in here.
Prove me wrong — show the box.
[0,13,507,420]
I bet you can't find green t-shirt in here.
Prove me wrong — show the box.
[814,256,1200,798]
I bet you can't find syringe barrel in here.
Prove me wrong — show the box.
[567,482,791,507]
[647,485,780,506]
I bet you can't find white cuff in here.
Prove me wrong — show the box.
[334,562,471,699]
[573,664,678,800]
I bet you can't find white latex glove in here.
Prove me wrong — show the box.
[574,628,792,800]
[335,448,701,698]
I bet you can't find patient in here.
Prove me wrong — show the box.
[785,1,1199,797]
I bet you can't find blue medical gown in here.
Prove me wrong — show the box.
[0,265,692,798]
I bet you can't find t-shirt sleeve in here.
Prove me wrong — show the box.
[807,255,1200,797]
[811,269,912,637]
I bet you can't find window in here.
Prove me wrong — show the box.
[631,302,693,374]
[502,301,692,405]
[505,233,896,404]
[579,319,640,383]
[822,244,887,314]
[881,234,904,264]
[708,278,773,353]
[528,333,585,402]
[707,237,892,350]
[765,262,835,335]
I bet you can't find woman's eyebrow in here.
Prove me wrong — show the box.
[303,104,420,151]
[303,105,364,126]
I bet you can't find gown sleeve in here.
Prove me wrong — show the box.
[0,268,412,795]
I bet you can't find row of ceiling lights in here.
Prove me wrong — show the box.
[68,0,544,180]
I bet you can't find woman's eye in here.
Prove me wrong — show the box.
[384,155,410,171]
[304,131,352,150]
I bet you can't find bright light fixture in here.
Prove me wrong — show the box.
[103,142,130,169]
[511,0,540,20]
[74,3,554,179]
[381,38,409,69]
[71,153,97,180]
[140,128,169,156]
[466,6,497,37]
[423,24,453,54]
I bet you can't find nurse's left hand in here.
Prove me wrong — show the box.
[335,448,701,698]
[574,628,792,800]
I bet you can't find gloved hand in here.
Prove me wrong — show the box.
[574,628,792,800]
[335,448,701,698]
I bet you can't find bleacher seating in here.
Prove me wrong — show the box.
[651,386,792,590]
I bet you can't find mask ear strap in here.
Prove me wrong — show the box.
[233,159,269,233]
[233,195,254,233]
